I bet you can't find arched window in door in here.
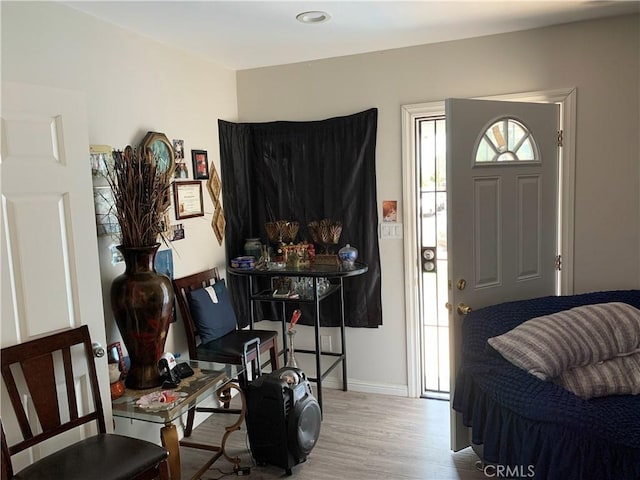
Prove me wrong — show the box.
[475,117,540,163]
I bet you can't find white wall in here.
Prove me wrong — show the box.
[1,1,238,442]
[236,14,640,394]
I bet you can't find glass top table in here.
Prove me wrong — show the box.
[227,260,368,278]
[112,360,243,480]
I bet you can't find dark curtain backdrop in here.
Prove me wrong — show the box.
[218,108,382,328]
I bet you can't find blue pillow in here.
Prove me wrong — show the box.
[187,280,237,344]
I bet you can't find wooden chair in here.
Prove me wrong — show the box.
[173,267,279,436]
[1,325,169,480]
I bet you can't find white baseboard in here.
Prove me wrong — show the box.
[318,376,409,397]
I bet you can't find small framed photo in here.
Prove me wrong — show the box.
[173,181,204,219]
[271,277,292,297]
[173,139,184,160]
[174,162,189,179]
[191,149,209,180]
[382,200,398,222]
[171,223,185,241]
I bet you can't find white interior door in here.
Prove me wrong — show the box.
[446,98,559,451]
[1,82,111,468]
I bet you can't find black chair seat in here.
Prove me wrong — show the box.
[13,434,169,480]
[196,329,278,364]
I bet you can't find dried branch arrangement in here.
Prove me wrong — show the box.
[105,145,173,248]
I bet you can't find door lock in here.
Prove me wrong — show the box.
[421,247,437,273]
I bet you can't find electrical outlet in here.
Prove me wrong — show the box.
[321,335,332,352]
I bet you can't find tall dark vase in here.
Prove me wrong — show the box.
[111,243,174,389]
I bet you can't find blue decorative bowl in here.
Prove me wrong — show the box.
[231,256,256,269]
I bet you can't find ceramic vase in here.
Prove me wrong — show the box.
[111,243,174,389]
[338,244,358,269]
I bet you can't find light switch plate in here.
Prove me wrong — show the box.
[379,223,403,239]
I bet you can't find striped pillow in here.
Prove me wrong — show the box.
[487,302,640,380]
[555,352,640,399]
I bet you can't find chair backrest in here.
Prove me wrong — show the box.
[173,267,223,358]
[1,325,105,474]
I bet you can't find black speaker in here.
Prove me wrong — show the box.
[246,367,322,475]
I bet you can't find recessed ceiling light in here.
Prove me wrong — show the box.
[296,11,331,24]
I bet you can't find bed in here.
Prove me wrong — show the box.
[452,290,640,480]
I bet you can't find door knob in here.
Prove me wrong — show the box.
[92,342,105,358]
[457,303,472,315]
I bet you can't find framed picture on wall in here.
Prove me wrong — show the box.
[207,163,222,201]
[174,162,189,179]
[191,149,209,180]
[173,181,204,219]
[173,139,184,160]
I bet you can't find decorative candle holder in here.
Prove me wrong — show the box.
[307,219,342,254]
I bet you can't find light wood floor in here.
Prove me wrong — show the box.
[180,388,486,480]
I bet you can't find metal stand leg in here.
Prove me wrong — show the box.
[339,277,348,391]
[313,277,323,411]
[247,277,255,329]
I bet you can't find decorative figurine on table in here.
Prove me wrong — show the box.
[283,243,309,269]
[306,242,315,262]
[265,220,299,262]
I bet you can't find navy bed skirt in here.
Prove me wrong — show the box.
[452,290,640,480]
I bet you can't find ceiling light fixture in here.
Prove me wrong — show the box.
[296,10,331,24]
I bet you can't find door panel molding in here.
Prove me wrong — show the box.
[517,175,542,280]
[3,192,77,338]
[474,177,501,288]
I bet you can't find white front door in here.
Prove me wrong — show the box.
[1,82,111,467]
[446,98,559,451]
